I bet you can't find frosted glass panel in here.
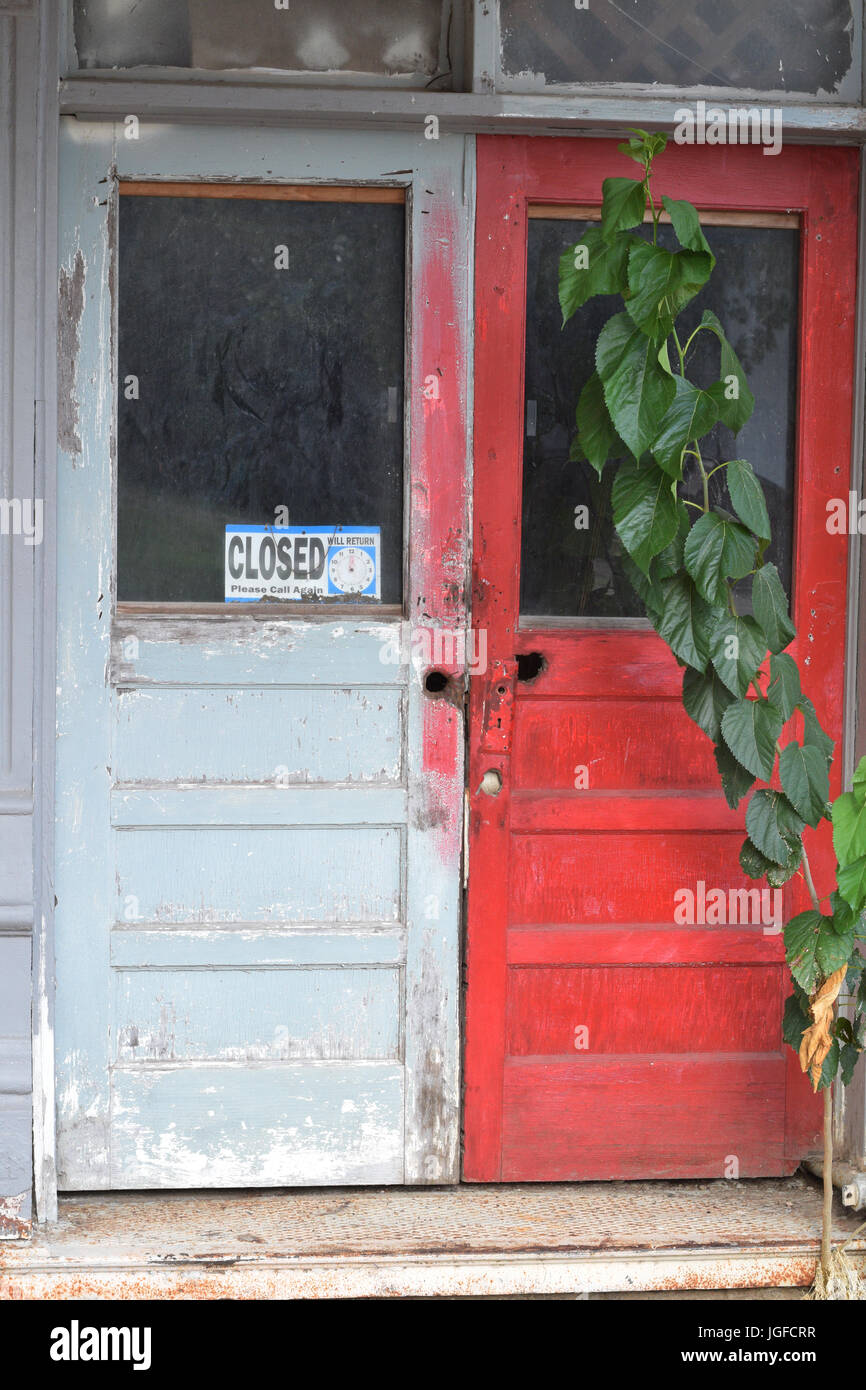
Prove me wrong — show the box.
[500,0,858,95]
[73,0,452,81]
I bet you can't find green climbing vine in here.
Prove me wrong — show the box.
[559,130,866,1278]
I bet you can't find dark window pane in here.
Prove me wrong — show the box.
[74,0,451,82]
[500,0,856,95]
[520,219,798,619]
[117,194,405,604]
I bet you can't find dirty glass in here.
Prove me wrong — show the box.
[117,194,405,605]
[520,220,798,620]
[73,0,452,82]
[499,0,857,95]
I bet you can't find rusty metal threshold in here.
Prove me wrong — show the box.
[2,1176,864,1299]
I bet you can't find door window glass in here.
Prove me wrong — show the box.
[117,187,405,605]
[520,217,799,620]
[499,0,857,96]
[73,0,452,83]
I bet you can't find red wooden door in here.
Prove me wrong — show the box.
[464,138,858,1182]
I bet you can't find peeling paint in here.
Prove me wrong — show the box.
[0,1193,30,1241]
[58,249,85,455]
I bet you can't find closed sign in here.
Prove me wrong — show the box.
[225,526,380,602]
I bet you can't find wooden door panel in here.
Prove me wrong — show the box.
[513,700,720,790]
[510,832,750,924]
[465,137,858,1182]
[506,966,783,1055]
[502,1057,787,1181]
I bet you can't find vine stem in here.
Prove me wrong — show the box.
[800,841,822,914]
[822,1086,833,1279]
[799,837,834,1281]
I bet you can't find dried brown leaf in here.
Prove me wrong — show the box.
[799,966,847,1091]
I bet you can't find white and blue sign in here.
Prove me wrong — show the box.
[225,525,380,603]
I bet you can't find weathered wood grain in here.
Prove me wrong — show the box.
[114,967,401,1062]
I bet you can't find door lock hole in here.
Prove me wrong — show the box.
[479,769,503,797]
[516,652,546,683]
[425,669,451,695]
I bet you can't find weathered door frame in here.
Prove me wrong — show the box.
[51,118,473,1190]
[464,135,859,1180]
[19,49,866,1214]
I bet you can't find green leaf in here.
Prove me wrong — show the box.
[700,310,755,432]
[830,891,856,937]
[832,791,866,868]
[714,742,755,809]
[611,457,679,577]
[782,992,811,1049]
[575,372,626,477]
[845,952,864,992]
[752,563,795,654]
[740,833,801,887]
[596,313,677,460]
[682,666,734,742]
[651,377,720,479]
[618,137,648,166]
[708,612,767,697]
[600,177,646,241]
[799,696,834,763]
[720,698,783,780]
[817,1038,840,1090]
[725,459,771,541]
[778,742,829,828]
[852,755,866,807]
[840,1042,860,1087]
[816,915,855,977]
[661,195,715,265]
[766,835,803,887]
[740,837,775,881]
[559,227,632,323]
[767,653,801,721]
[622,553,665,619]
[651,574,713,671]
[683,510,757,607]
[838,855,866,915]
[745,789,804,864]
[617,130,666,166]
[785,910,823,992]
[653,499,690,578]
[625,241,713,340]
[740,834,799,886]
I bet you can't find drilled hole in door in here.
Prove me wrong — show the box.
[516,652,546,683]
[425,670,449,694]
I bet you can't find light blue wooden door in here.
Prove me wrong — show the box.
[54,121,470,1188]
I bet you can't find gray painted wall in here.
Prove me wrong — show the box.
[0,0,58,1237]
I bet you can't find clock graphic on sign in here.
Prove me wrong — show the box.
[328,545,375,595]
